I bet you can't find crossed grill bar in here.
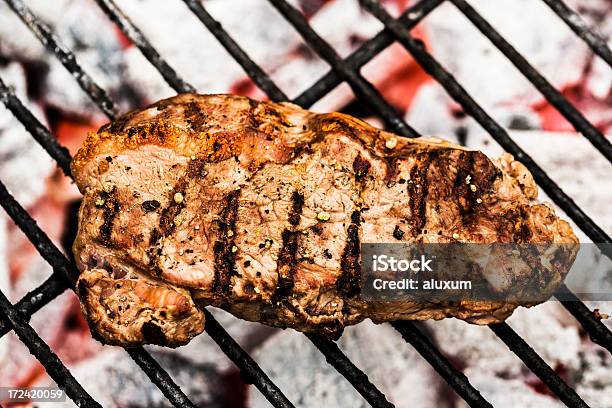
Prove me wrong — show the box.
[0,0,610,407]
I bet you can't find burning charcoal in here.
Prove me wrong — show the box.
[35,349,229,408]
[250,321,445,407]
[0,63,54,206]
[120,0,303,101]
[428,302,612,407]
[0,257,79,387]
[148,308,277,369]
[422,0,592,106]
[457,373,565,407]
[0,0,72,60]
[412,0,612,134]
[574,346,612,406]
[41,0,135,119]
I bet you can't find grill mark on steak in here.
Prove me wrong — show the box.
[157,179,188,240]
[337,210,362,297]
[407,152,434,237]
[183,101,209,131]
[98,190,120,247]
[213,189,241,294]
[147,160,207,272]
[453,151,502,229]
[352,154,371,181]
[272,191,304,305]
[454,151,477,218]
[383,156,400,183]
[288,191,304,227]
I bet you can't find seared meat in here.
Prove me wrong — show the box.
[71,94,577,347]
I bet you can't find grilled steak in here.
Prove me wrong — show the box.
[72,93,577,347]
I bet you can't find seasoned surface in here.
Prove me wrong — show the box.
[72,94,577,347]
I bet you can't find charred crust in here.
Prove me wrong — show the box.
[98,191,120,247]
[273,228,300,304]
[454,151,501,226]
[183,101,210,131]
[141,200,161,212]
[407,153,433,237]
[454,151,477,216]
[186,158,209,178]
[141,321,167,346]
[105,114,130,133]
[288,191,304,227]
[212,189,241,294]
[352,154,371,181]
[77,279,88,299]
[393,225,405,240]
[323,248,333,259]
[383,156,400,183]
[272,189,305,305]
[337,210,362,297]
[146,166,195,272]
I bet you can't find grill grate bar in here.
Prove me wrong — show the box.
[555,284,612,354]
[94,0,195,94]
[181,0,288,101]
[267,0,419,137]
[3,0,118,118]
[391,321,492,408]
[0,274,68,337]
[294,0,444,108]
[450,0,612,164]
[359,0,611,245]
[203,310,294,408]
[0,289,102,408]
[125,348,199,408]
[490,322,589,408]
[541,0,612,68]
[0,78,72,176]
[0,178,199,408]
[306,334,395,408]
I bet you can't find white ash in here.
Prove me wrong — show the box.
[10,256,73,347]
[0,256,74,386]
[120,0,389,108]
[147,307,277,370]
[0,0,135,120]
[119,0,302,101]
[574,347,612,407]
[0,0,71,61]
[41,0,133,120]
[457,373,563,408]
[422,0,596,107]
[429,302,612,407]
[250,321,444,408]
[0,62,53,207]
[587,55,612,100]
[35,348,229,408]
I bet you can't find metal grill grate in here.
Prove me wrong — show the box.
[0,0,610,407]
